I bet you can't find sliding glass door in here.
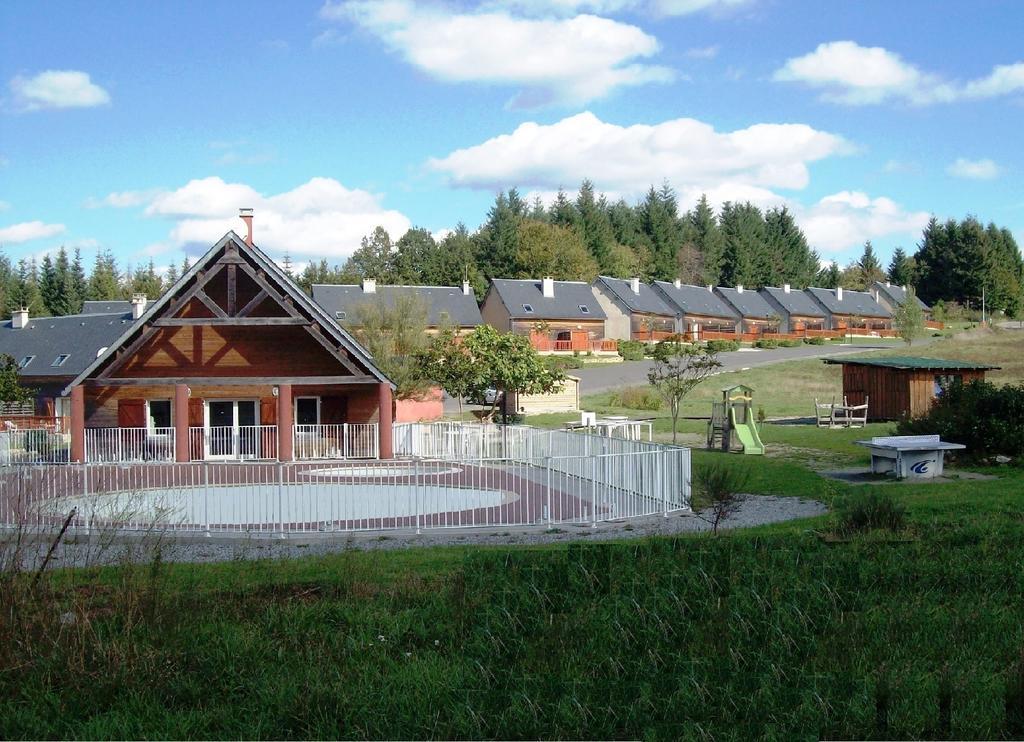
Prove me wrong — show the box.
[206,400,259,459]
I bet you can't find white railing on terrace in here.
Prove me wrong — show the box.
[84,427,175,464]
[0,445,689,536]
[294,423,378,460]
[188,425,278,461]
[0,429,69,465]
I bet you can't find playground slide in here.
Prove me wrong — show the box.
[729,407,765,455]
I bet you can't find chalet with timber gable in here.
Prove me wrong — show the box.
[63,224,396,464]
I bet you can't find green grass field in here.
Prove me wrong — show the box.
[2,327,1023,739]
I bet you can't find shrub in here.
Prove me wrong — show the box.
[779,339,801,347]
[617,340,645,362]
[706,339,740,353]
[897,379,1024,459]
[693,461,750,533]
[836,491,906,535]
[754,338,779,349]
[804,336,826,346]
[548,355,582,371]
[609,386,662,411]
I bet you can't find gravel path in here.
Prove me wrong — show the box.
[10,495,827,570]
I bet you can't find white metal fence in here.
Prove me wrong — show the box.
[293,423,379,460]
[0,429,69,465]
[0,426,689,537]
[84,427,175,463]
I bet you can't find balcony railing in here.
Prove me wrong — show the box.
[189,425,278,461]
[294,423,379,460]
[85,427,175,463]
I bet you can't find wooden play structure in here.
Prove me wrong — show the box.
[814,396,869,428]
[707,384,764,455]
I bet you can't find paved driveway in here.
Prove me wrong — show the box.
[442,336,935,411]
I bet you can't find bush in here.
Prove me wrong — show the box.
[898,379,1024,459]
[547,355,582,371]
[608,386,662,411]
[804,336,826,345]
[754,338,779,349]
[617,340,645,362]
[693,461,750,532]
[836,491,906,535]
[779,339,801,347]
[705,339,740,353]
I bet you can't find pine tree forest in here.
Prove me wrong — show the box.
[3,182,1021,319]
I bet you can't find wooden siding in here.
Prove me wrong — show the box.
[841,365,987,420]
[112,325,347,378]
[511,376,580,414]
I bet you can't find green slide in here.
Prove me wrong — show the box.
[729,407,765,455]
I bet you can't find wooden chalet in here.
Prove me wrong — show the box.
[823,356,999,420]
[64,225,396,463]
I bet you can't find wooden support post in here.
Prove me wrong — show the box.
[277,383,293,462]
[378,383,393,460]
[70,385,85,463]
[174,384,190,462]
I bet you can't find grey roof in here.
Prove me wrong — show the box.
[760,287,826,318]
[0,312,135,378]
[66,231,393,393]
[488,279,607,320]
[82,300,132,315]
[872,281,930,310]
[806,287,891,318]
[311,284,482,327]
[715,287,776,320]
[594,276,675,316]
[651,281,738,320]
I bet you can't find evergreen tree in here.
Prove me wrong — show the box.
[0,251,13,318]
[527,195,548,223]
[165,261,179,287]
[816,262,841,289]
[719,201,766,287]
[855,241,885,289]
[549,188,579,232]
[427,224,485,295]
[128,259,163,299]
[608,198,649,254]
[474,191,525,279]
[687,195,725,285]
[575,180,616,272]
[70,248,87,312]
[764,206,817,287]
[87,249,122,300]
[887,247,915,286]
[913,217,958,305]
[39,254,60,315]
[640,184,683,281]
[8,258,46,316]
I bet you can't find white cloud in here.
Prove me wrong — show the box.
[84,189,162,209]
[323,1,674,106]
[0,220,66,244]
[484,0,750,16]
[774,41,1024,106]
[796,191,930,254]
[135,176,411,260]
[429,111,849,198]
[946,157,1001,180]
[9,70,111,111]
[685,45,720,59]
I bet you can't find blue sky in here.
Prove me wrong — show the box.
[1,0,1022,274]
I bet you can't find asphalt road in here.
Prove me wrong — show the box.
[442,336,936,412]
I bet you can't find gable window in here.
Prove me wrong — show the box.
[147,400,172,432]
[579,304,590,314]
[51,354,70,367]
[335,311,346,320]
[18,356,34,369]
[522,303,534,314]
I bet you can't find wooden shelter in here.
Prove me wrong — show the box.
[822,357,999,421]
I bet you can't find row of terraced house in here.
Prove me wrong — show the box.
[0,217,940,463]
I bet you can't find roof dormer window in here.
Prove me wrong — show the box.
[522,303,534,313]
[19,355,34,369]
[51,354,70,367]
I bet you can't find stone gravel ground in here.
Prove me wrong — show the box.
[9,495,828,570]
